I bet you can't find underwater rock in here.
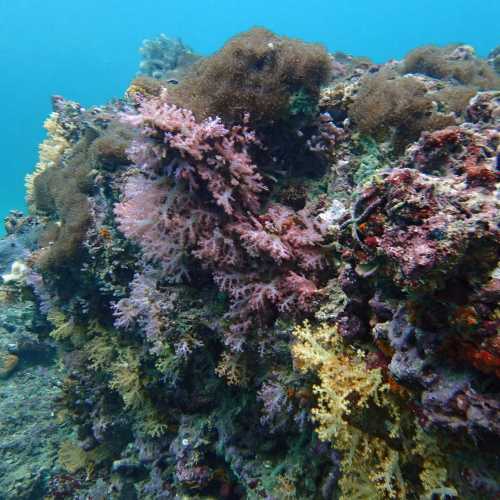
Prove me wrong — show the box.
[4,210,26,235]
[8,336,55,364]
[421,376,500,437]
[466,90,500,123]
[0,297,69,499]
[111,458,146,477]
[3,31,498,499]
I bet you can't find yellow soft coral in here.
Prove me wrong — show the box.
[47,308,86,343]
[86,327,120,371]
[215,350,248,386]
[109,348,145,409]
[85,327,169,436]
[25,112,70,207]
[292,321,454,499]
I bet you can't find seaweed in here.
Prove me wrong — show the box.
[170,27,332,127]
[402,45,499,89]
[89,123,134,169]
[32,134,94,276]
[436,85,477,116]
[348,69,455,150]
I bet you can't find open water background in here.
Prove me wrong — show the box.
[1,0,499,233]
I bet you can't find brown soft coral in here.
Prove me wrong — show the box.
[170,28,332,127]
[348,69,455,149]
[402,45,499,90]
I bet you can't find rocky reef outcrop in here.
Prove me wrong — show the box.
[1,31,499,499]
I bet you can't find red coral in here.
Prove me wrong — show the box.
[460,335,500,378]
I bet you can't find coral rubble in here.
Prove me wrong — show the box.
[2,31,499,499]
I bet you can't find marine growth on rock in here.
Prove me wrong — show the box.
[1,29,499,499]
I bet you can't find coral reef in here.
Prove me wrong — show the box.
[2,30,499,499]
[170,28,332,127]
[402,44,499,89]
[138,33,200,81]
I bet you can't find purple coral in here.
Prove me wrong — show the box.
[112,270,176,352]
[257,380,293,433]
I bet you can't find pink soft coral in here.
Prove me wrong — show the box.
[121,95,266,214]
[115,94,327,346]
[115,94,266,281]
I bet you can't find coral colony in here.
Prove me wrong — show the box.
[1,29,499,498]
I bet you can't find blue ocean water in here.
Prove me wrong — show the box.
[1,0,499,234]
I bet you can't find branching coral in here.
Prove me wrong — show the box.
[25,112,70,207]
[115,93,329,347]
[292,321,456,499]
[112,269,179,354]
[114,94,265,278]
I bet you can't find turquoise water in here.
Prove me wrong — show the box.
[1,0,499,233]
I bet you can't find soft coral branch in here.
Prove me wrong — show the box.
[115,94,328,346]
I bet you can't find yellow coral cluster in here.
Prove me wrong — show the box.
[54,316,144,410]
[25,112,70,207]
[108,348,145,410]
[215,350,248,386]
[86,325,169,436]
[48,308,86,343]
[292,321,456,499]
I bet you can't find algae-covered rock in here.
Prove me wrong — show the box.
[0,296,69,499]
[1,31,499,500]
